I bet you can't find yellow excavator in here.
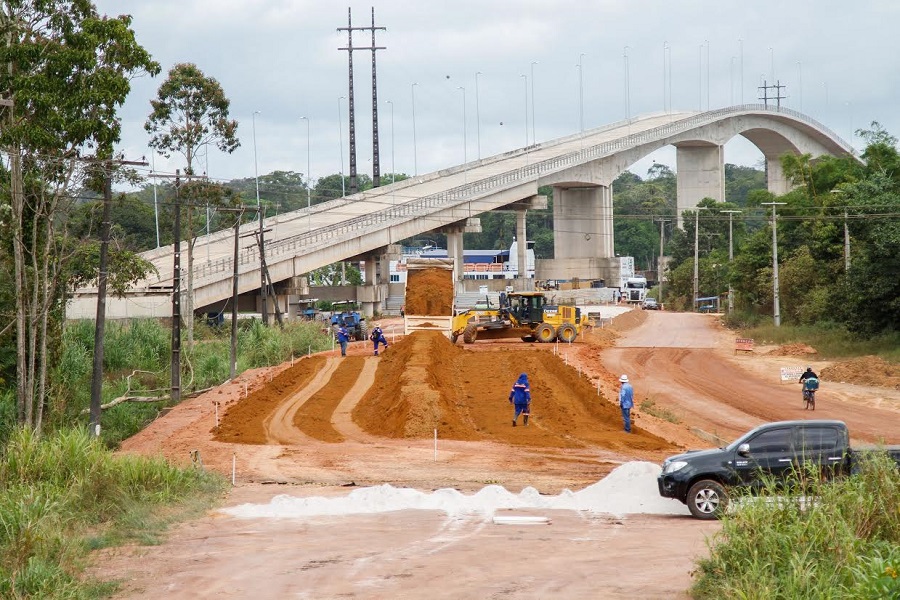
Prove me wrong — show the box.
[450,291,588,344]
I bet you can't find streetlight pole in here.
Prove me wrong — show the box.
[705,40,710,110]
[698,43,703,111]
[530,61,537,143]
[738,38,744,104]
[411,82,418,176]
[797,61,803,112]
[761,202,787,326]
[769,47,775,81]
[692,206,709,310]
[623,46,631,121]
[520,74,528,147]
[457,86,467,183]
[385,100,395,184]
[656,218,671,303]
[252,110,261,215]
[722,210,742,313]
[730,56,736,105]
[578,53,585,136]
[338,97,346,197]
[663,41,669,113]
[475,71,482,160]
[300,116,311,231]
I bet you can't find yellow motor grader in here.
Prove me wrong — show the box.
[450,291,588,344]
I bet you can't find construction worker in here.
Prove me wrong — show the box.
[370,325,388,356]
[509,373,531,427]
[336,325,350,357]
[619,374,634,433]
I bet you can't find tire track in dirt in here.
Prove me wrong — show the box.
[294,356,367,442]
[332,356,379,442]
[264,357,341,444]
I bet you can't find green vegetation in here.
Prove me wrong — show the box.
[0,427,225,598]
[639,398,681,423]
[727,322,900,362]
[693,453,900,599]
[0,318,333,448]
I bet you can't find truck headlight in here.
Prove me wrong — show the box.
[663,461,688,474]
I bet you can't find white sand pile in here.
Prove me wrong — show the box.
[222,461,689,519]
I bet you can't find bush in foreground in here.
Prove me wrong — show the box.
[0,428,225,598]
[692,452,900,599]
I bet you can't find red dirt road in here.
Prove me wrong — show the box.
[91,311,900,599]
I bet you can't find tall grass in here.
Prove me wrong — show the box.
[723,319,900,361]
[24,317,335,447]
[692,452,900,599]
[0,427,225,598]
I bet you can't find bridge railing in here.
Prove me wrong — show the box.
[185,104,850,284]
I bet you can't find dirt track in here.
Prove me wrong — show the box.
[95,310,900,598]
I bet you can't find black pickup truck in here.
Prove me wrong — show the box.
[657,420,900,519]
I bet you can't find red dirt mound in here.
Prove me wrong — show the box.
[404,268,453,315]
[766,343,818,356]
[214,355,326,444]
[353,331,673,451]
[822,356,900,390]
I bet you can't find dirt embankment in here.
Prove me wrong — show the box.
[352,330,673,451]
[214,356,326,444]
[822,356,900,390]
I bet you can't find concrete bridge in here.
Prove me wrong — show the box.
[67,104,852,320]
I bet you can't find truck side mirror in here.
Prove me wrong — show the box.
[737,443,751,456]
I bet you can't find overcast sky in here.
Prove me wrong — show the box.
[93,1,899,190]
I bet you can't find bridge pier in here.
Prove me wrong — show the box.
[766,156,791,195]
[675,142,724,227]
[358,247,394,317]
[552,185,614,261]
[533,185,618,284]
[516,207,527,287]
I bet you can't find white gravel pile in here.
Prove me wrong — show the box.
[222,461,689,519]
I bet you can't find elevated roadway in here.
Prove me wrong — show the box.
[67,104,852,319]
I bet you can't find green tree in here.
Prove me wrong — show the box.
[0,1,159,430]
[145,63,240,345]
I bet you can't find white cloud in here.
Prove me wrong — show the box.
[94,0,898,186]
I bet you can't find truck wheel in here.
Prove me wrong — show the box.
[557,323,577,343]
[534,323,556,343]
[463,323,478,344]
[357,324,368,342]
[687,479,727,520]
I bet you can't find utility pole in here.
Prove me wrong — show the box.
[762,202,787,326]
[721,210,742,314]
[230,208,243,378]
[655,218,671,304]
[258,204,268,325]
[171,170,182,403]
[844,209,851,272]
[338,8,386,191]
[692,207,709,311]
[90,157,148,437]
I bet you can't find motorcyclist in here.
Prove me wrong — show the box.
[799,367,819,403]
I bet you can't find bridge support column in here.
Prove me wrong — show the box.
[357,249,391,318]
[552,185,612,260]
[675,143,724,227]
[446,228,465,293]
[766,156,791,195]
[515,207,528,286]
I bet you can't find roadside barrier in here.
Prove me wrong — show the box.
[734,338,755,354]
